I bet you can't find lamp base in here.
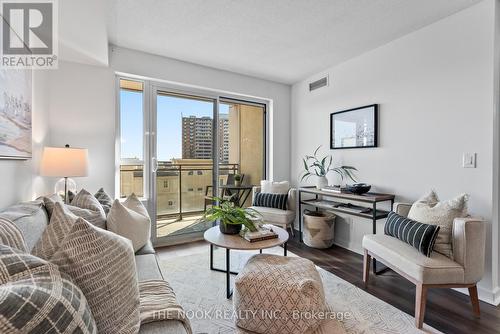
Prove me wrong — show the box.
[54,178,77,203]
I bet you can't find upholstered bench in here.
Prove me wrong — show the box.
[233,254,326,334]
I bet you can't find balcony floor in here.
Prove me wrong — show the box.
[156,214,212,238]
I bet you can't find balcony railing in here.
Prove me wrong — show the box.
[120,162,239,223]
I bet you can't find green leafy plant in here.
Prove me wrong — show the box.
[203,197,260,232]
[300,146,358,182]
[234,174,242,182]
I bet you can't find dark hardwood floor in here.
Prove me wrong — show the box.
[287,234,500,334]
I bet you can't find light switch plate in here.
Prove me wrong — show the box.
[463,153,476,168]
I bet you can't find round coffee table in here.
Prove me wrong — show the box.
[204,225,289,298]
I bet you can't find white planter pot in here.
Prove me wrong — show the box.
[315,176,328,189]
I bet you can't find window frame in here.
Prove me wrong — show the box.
[116,74,270,246]
[115,77,150,200]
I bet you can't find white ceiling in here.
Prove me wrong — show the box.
[107,0,482,84]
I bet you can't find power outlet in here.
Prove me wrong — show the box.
[462,153,476,168]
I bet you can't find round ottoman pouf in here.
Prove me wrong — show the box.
[303,210,336,249]
[233,254,326,334]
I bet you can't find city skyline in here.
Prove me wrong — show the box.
[120,90,230,161]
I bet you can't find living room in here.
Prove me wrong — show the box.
[0,0,499,333]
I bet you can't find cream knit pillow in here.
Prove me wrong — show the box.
[51,218,140,334]
[407,190,468,259]
[107,194,151,252]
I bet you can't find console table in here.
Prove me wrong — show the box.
[298,186,395,273]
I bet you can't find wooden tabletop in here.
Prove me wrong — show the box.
[299,186,395,203]
[204,225,289,250]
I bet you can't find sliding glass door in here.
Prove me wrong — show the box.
[153,92,216,244]
[118,78,267,246]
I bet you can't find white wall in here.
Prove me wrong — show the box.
[291,0,498,303]
[45,61,115,194]
[0,70,51,208]
[58,0,109,66]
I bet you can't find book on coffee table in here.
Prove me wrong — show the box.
[241,225,278,243]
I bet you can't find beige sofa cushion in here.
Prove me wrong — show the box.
[407,191,468,259]
[248,206,295,225]
[363,234,464,284]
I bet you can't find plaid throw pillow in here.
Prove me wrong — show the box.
[0,244,96,334]
[384,211,440,257]
[253,192,288,210]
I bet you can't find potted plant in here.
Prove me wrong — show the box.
[300,146,358,189]
[203,197,260,234]
[234,174,242,187]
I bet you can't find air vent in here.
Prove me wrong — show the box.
[309,75,329,92]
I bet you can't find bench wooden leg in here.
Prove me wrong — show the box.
[415,283,427,329]
[468,285,480,318]
[363,250,370,287]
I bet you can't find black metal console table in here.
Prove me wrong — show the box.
[298,186,395,274]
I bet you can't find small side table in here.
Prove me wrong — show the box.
[204,225,289,299]
[219,185,254,207]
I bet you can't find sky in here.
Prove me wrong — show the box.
[120,90,229,161]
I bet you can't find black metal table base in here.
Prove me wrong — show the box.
[209,243,287,299]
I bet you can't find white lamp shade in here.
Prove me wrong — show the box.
[40,146,89,177]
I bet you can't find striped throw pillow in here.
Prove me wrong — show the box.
[384,211,440,257]
[253,193,288,210]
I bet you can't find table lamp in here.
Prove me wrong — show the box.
[40,145,89,203]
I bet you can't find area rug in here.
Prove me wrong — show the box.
[158,246,441,334]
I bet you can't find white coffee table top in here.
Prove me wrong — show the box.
[204,225,289,250]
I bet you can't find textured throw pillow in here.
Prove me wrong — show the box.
[32,202,78,260]
[384,211,440,257]
[260,180,290,194]
[0,217,28,252]
[107,194,151,252]
[51,218,140,334]
[41,193,64,217]
[0,244,97,334]
[94,188,113,214]
[407,190,468,259]
[253,192,288,210]
[70,189,107,229]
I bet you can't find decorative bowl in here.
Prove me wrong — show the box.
[346,183,371,195]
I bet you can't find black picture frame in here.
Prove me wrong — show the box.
[330,104,378,149]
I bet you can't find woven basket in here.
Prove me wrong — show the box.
[303,210,336,249]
